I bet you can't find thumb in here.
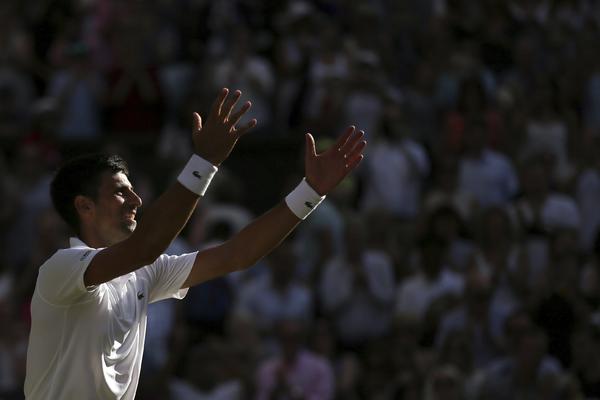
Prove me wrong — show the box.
[193,112,202,131]
[305,133,317,159]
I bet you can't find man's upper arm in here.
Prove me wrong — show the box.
[83,234,158,287]
[181,242,238,289]
[37,248,102,305]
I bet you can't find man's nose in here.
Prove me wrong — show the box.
[128,191,143,208]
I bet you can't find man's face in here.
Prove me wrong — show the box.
[88,171,142,246]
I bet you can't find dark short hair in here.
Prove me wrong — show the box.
[50,154,129,232]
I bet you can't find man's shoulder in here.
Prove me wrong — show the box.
[39,246,98,274]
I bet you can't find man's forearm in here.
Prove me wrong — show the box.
[184,202,301,287]
[228,202,301,269]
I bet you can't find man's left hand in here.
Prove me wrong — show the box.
[305,126,367,196]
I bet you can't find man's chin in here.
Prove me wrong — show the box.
[119,220,137,236]
[124,220,137,232]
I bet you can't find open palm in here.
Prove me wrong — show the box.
[192,88,257,166]
[305,126,367,196]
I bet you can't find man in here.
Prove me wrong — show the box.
[255,319,334,400]
[24,88,367,399]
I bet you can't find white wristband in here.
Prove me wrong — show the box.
[285,178,325,220]
[177,154,218,196]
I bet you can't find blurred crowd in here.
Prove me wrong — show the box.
[2,0,600,399]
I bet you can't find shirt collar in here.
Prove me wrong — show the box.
[69,237,91,248]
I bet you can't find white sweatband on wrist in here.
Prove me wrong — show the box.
[285,178,325,220]
[177,154,218,196]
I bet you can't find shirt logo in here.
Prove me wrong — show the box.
[304,201,314,209]
[137,291,144,300]
[192,171,202,179]
[80,250,92,261]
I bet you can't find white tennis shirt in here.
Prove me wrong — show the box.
[24,238,196,399]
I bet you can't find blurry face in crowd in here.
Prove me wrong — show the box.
[521,160,550,197]
[269,243,296,288]
[483,208,511,245]
[463,123,487,155]
[421,241,444,279]
[516,328,546,371]
[432,369,463,400]
[278,320,304,363]
[79,171,142,247]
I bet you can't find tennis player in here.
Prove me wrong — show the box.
[23,88,366,399]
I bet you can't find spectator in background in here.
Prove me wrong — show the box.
[522,85,572,185]
[580,233,600,311]
[256,319,334,400]
[402,59,441,146]
[0,55,35,137]
[444,76,503,154]
[470,206,527,299]
[359,104,430,219]
[272,1,320,132]
[187,169,255,260]
[213,28,275,131]
[105,22,164,135]
[478,311,563,400]
[224,313,263,397]
[436,330,482,399]
[457,117,519,209]
[166,339,244,400]
[511,153,581,292]
[47,42,104,140]
[234,240,312,334]
[380,316,425,400]
[534,228,587,368]
[423,364,465,400]
[341,49,387,140]
[396,234,464,323]
[425,205,474,272]
[183,221,235,340]
[2,142,54,274]
[301,19,349,137]
[576,136,600,252]
[424,152,476,221]
[0,298,28,399]
[436,271,501,370]
[571,321,600,399]
[320,216,395,350]
[583,51,600,136]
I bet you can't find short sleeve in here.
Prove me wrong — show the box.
[141,252,197,303]
[36,248,102,305]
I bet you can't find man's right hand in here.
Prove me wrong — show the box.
[192,88,257,165]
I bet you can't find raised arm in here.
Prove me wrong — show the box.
[84,89,256,286]
[182,126,366,288]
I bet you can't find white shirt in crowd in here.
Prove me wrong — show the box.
[24,237,196,400]
[320,250,395,344]
[361,138,430,218]
[396,268,464,321]
[458,149,518,209]
[233,273,313,332]
[513,193,581,232]
[576,168,600,251]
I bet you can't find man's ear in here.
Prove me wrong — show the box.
[74,195,95,220]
